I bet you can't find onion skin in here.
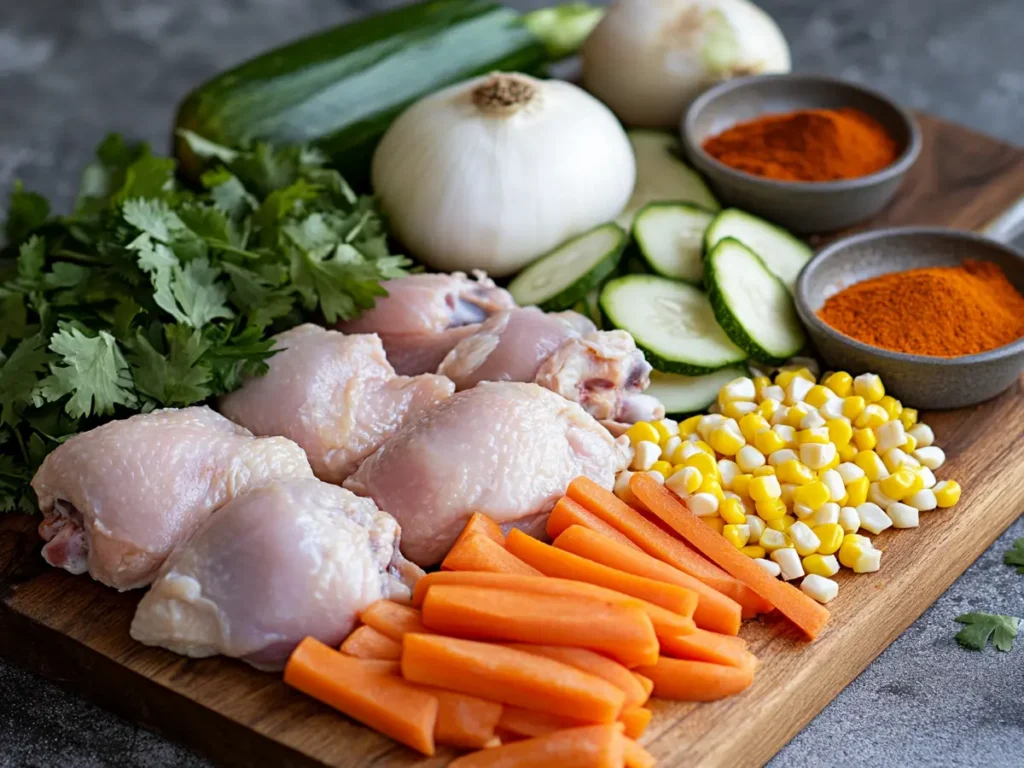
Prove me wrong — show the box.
[582,0,791,129]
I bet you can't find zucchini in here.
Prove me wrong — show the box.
[704,208,812,292]
[174,0,603,186]
[632,202,715,284]
[647,367,749,417]
[508,223,626,311]
[617,131,720,228]
[599,274,746,375]
[705,237,806,365]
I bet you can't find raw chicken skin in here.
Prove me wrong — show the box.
[344,381,629,566]
[438,307,665,425]
[31,407,313,591]
[218,325,453,483]
[336,271,515,374]
[131,478,423,670]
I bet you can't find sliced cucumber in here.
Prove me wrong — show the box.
[599,274,746,375]
[617,131,720,228]
[632,203,716,284]
[509,223,626,311]
[704,208,812,292]
[571,288,604,329]
[647,366,749,417]
[705,237,806,365]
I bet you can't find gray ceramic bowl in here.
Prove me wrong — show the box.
[682,74,921,233]
[795,228,1024,409]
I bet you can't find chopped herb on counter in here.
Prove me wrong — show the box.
[1004,538,1024,574]
[954,612,1020,652]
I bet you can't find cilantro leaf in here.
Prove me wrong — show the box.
[0,335,53,427]
[1004,538,1024,574]
[128,325,213,406]
[123,198,185,242]
[4,181,50,243]
[170,258,233,328]
[955,612,1020,652]
[17,236,46,281]
[37,326,138,418]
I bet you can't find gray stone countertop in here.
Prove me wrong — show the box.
[1,1,1022,766]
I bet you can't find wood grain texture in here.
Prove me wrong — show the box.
[2,114,1023,768]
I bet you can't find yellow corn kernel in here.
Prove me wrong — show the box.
[878,395,902,420]
[752,376,772,398]
[777,459,815,485]
[853,450,888,481]
[699,476,725,500]
[776,368,815,388]
[703,516,725,534]
[852,427,877,452]
[684,451,719,479]
[669,466,703,496]
[755,497,788,521]
[853,373,885,403]
[752,465,776,477]
[732,473,753,499]
[906,470,925,495]
[821,452,841,471]
[710,425,745,456]
[651,420,675,444]
[649,460,674,478]
[754,428,786,455]
[741,545,767,559]
[803,553,838,577]
[934,480,962,508]
[757,399,779,420]
[903,434,918,453]
[722,524,749,548]
[838,443,857,462]
[722,401,758,420]
[785,404,812,428]
[678,415,702,436]
[899,408,919,430]
[693,440,716,456]
[793,481,830,510]
[842,396,866,420]
[838,533,874,569]
[719,497,747,525]
[804,385,834,409]
[846,476,870,507]
[797,427,831,445]
[813,523,844,555]
[854,404,889,429]
[766,514,796,531]
[748,474,782,502]
[878,468,917,500]
[625,421,660,445]
[739,413,771,443]
[823,371,853,398]
[826,418,853,449]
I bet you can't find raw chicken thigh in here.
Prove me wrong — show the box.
[131,478,422,670]
[438,307,665,425]
[336,271,515,375]
[32,407,313,591]
[218,325,453,483]
[344,381,629,566]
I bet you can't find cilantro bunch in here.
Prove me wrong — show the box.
[0,132,408,513]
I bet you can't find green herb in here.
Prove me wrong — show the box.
[0,132,408,513]
[1004,537,1024,574]
[954,612,1020,652]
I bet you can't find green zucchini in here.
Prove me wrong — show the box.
[632,202,716,284]
[703,208,812,293]
[647,367,749,417]
[174,0,603,187]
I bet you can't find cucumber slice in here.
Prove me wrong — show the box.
[704,208,812,292]
[599,274,746,375]
[509,223,627,311]
[632,203,716,284]
[571,288,604,329]
[617,131,720,228]
[647,366,749,417]
[705,237,806,365]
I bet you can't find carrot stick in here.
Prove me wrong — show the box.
[411,571,695,642]
[339,625,402,661]
[659,628,756,669]
[624,738,655,768]
[633,674,653,699]
[284,637,438,755]
[498,706,588,738]
[504,644,649,707]
[633,655,754,701]
[359,600,432,641]
[448,724,627,768]
[553,525,743,636]
[618,706,651,740]
[442,532,542,576]
[455,511,506,548]
[434,691,503,750]
[421,585,659,668]
[402,634,626,724]
[630,473,831,640]
[505,529,698,618]
[547,496,641,551]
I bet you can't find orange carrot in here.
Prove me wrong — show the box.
[618,706,652,739]
[442,532,542,576]
[454,511,506,548]
[505,529,698,618]
[633,674,654,699]
[633,655,754,701]
[630,473,831,640]
[411,571,695,642]
[659,628,756,669]
[498,706,588,738]
[547,496,641,551]
[339,625,403,661]
[421,585,659,668]
[402,634,625,724]
[624,738,655,768]
[434,691,503,750]
[504,644,649,707]
[359,600,432,641]
[284,637,438,755]
[448,724,627,768]
[553,524,743,636]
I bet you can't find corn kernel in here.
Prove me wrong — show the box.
[718,459,740,490]
[899,408,919,430]
[780,482,797,505]
[732,473,753,499]
[735,445,766,473]
[723,523,750,548]
[661,436,682,460]
[842,396,866,420]
[752,376,772,398]
[768,448,799,466]
[803,385,834,409]
[757,399,780,420]
[823,371,853,397]
[853,548,882,573]
[745,514,766,541]
[741,545,767,559]
[697,414,726,440]
[777,459,815,485]
[771,547,805,580]
[800,410,827,430]
[719,376,756,403]
[826,418,853,449]
[797,427,830,445]
[678,415,702,436]
[903,434,918,453]
[719,497,747,525]
[754,428,786,455]
[852,427,877,452]
[845,476,869,507]
[759,527,789,551]
[649,460,674,478]
[913,446,946,470]
[838,443,858,462]
[854,404,888,429]
[877,395,902,420]
[803,553,841,577]
[625,421,660,445]
[756,497,788,521]
[853,373,885,403]
[792,502,814,520]
[785,403,812,427]
[821,469,847,504]
[693,440,716,457]
[800,442,838,471]
[752,465,777,477]
[838,505,860,533]
[666,466,703,498]
[684,451,719,479]
[722,401,758,419]
[933,480,962,508]
[772,424,797,448]
[631,440,662,471]
[778,367,815,387]
[838,533,874,569]
[879,467,917,500]
[874,420,906,454]
[703,516,725,534]
[793,481,830,510]
[820,396,847,421]
[812,502,841,526]
[813,523,845,554]
[699,476,725,500]
[766,514,796,532]
[853,450,889,481]
[883,447,919,473]
[739,413,770,443]
[690,493,720,517]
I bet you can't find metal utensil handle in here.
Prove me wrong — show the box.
[983,195,1024,244]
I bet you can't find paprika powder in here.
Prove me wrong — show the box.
[817,260,1024,357]
[702,108,898,182]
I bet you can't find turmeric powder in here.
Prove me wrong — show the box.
[817,260,1024,357]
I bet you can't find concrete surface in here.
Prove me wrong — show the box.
[0,1,1022,766]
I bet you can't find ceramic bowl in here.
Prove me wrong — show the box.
[794,227,1024,409]
[682,74,921,233]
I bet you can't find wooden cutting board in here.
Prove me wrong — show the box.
[1,113,1023,768]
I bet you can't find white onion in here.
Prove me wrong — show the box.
[582,0,791,129]
[371,72,636,278]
